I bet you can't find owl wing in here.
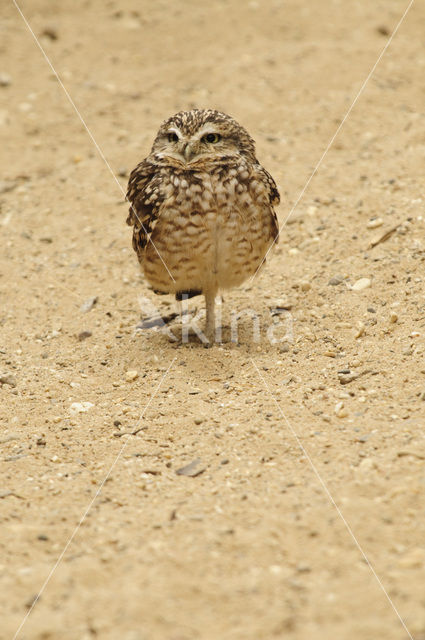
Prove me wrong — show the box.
[251,163,280,242]
[257,165,280,207]
[126,160,163,261]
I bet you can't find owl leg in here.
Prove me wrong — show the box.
[204,289,217,343]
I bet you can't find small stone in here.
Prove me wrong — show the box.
[41,26,58,40]
[0,374,16,387]
[366,217,383,229]
[338,371,359,385]
[334,401,347,418]
[0,73,11,87]
[356,434,370,443]
[397,449,425,460]
[176,458,205,477]
[328,276,343,286]
[25,595,39,609]
[390,312,398,323]
[355,321,366,339]
[376,25,390,36]
[279,342,290,353]
[69,401,94,414]
[351,278,371,291]
[125,370,139,382]
[78,330,92,341]
[300,281,311,291]
[271,298,292,311]
[0,180,17,193]
[194,417,204,425]
[80,296,98,313]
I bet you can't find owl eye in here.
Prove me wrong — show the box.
[168,132,179,142]
[202,133,221,143]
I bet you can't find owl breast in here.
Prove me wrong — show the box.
[142,160,277,296]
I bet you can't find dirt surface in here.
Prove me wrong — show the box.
[1,1,425,639]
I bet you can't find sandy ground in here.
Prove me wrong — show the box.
[1,1,425,638]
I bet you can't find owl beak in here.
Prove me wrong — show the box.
[182,142,196,162]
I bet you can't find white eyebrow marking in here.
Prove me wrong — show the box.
[192,125,220,141]
[167,126,182,138]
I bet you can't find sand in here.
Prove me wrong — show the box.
[1,1,424,638]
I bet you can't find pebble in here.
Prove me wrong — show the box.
[0,374,16,387]
[125,370,139,382]
[328,276,343,286]
[366,217,383,229]
[41,26,59,40]
[78,330,92,341]
[376,25,390,36]
[389,312,398,323]
[69,401,94,414]
[397,449,425,460]
[271,298,292,311]
[338,370,359,385]
[334,401,348,418]
[175,458,205,477]
[80,296,98,313]
[351,278,371,291]
[300,281,311,291]
[355,321,366,339]
[0,180,17,194]
[0,73,11,87]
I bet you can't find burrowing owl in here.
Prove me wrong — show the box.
[126,109,279,342]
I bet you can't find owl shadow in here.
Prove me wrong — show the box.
[136,302,293,348]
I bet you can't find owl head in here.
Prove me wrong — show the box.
[151,109,256,165]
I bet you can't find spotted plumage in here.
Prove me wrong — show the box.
[126,109,280,342]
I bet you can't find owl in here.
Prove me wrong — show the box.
[126,109,279,343]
